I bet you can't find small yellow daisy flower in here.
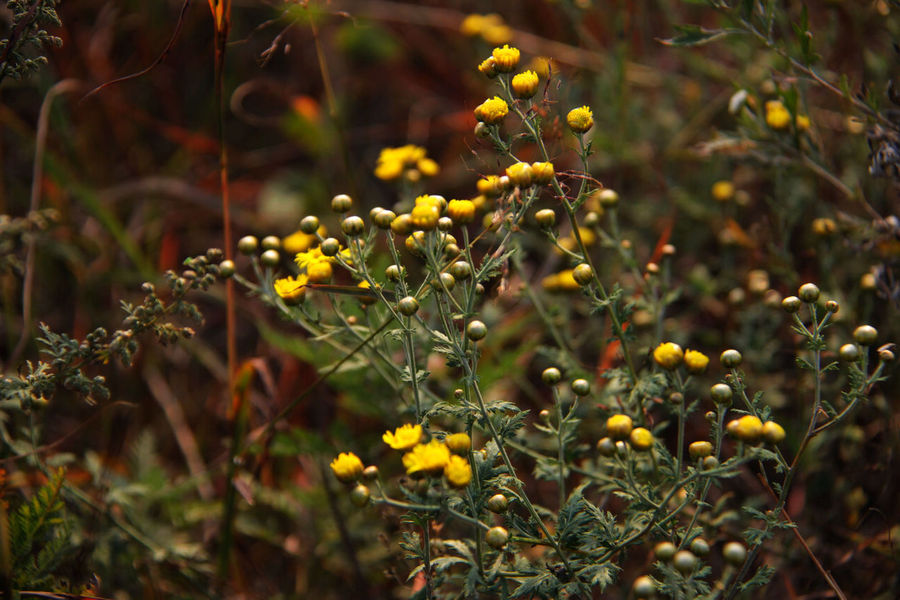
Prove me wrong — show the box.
[491,44,520,72]
[447,199,476,224]
[475,96,509,125]
[274,275,308,305]
[566,105,593,133]
[653,342,684,370]
[402,440,451,475]
[765,100,791,130]
[444,455,472,488]
[330,452,364,483]
[382,424,423,450]
[684,349,710,374]
[711,180,735,202]
[445,432,471,454]
[511,70,539,98]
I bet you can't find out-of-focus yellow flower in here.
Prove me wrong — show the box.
[447,199,476,224]
[796,114,811,131]
[530,56,554,79]
[475,96,509,125]
[274,274,308,304]
[460,13,487,36]
[531,161,554,184]
[330,452,364,483]
[307,260,333,283]
[476,175,504,197]
[283,227,325,254]
[402,440,451,475]
[294,247,330,269]
[505,162,533,187]
[460,13,510,45]
[383,424,423,450]
[482,24,512,45]
[812,217,836,236]
[557,227,597,253]
[711,180,735,202]
[491,44,520,72]
[765,100,791,130]
[684,349,710,374]
[478,57,497,78]
[444,455,472,488]
[512,70,539,98]
[374,145,438,181]
[445,432,471,454]
[567,106,593,133]
[653,342,684,370]
[542,269,580,292]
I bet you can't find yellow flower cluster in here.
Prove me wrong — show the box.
[459,13,512,45]
[374,145,439,182]
[764,100,810,132]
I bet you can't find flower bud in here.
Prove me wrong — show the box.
[798,282,820,303]
[331,194,353,213]
[300,216,320,234]
[541,367,562,385]
[853,325,878,346]
[720,349,742,368]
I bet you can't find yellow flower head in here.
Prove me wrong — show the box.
[445,432,471,454]
[606,414,633,440]
[417,157,440,177]
[653,342,684,370]
[542,269,580,293]
[447,199,476,224]
[283,226,326,254]
[531,161,555,184]
[411,203,440,230]
[511,70,540,98]
[330,452,364,483]
[567,106,594,133]
[374,145,435,181]
[812,217,836,236]
[505,162,533,187]
[444,455,472,488]
[294,246,330,269]
[476,175,504,197]
[274,275,308,305]
[402,440,451,475]
[796,114,811,131]
[482,24,512,45]
[684,349,710,374]
[711,180,735,202]
[728,415,764,442]
[306,260,333,283]
[383,424,423,450]
[629,427,654,451]
[491,44,520,72]
[475,96,509,125]
[765,100,791,130]
[460,14,486,37]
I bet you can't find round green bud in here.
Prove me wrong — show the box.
[341,216,365,237]
[320,237,341,256]
[485,526,509,549]
[238,235,259,255]
[705,410,716,422]
[350,484,370,507]
[438,272,456,291]
[632,575,655,599]
[825,300,839,313]
[331,193,353,213]
[539,409,551,421]
[654,541,677,561]
[596,437,616,457]
[218,260,235,278]
[688,441,713,459]
[449,261,472,280]
[690,537,710,556]
[571,378,590,396]
[535,208,556,228]
[261,235,281,251]
[669,392,684,405]
[374,210,396,229]
[362,465,379,481]
[879,348,895,362]
[474,122,491,138]
[710,383,733,404]
[475,283,485,295]
[702,456,719,470]
[572,263,593,286]
[673,550,698,574]
[583,211,600,227]
[487,494,508,513]
[438,216,454,231]
[541,367,562,385]
[260,249,280,266]
[839,343,860,362]
[398,296,419,316]
[385,264,402,281]
[596,189,617,207]
[722,541,747,566]
[782,295,802,313]
[467,320,487,341]
[300,215,320,234]
[798,282,820,303]
[853,325,878,346]
[720,349,743,368]
[443,243,461,259]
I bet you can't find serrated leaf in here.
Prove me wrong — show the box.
[659,25,739,47]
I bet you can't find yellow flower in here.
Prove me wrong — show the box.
[330,452,364,483]
[796,114,811,131]
[444,455,472,488]
[541,269,580,292]
[629,427,654,451]
[294,246,330,269]
[475,96,508,125]
[728,415,764,442]
[765,100,791,130]
[374,145,435,181]
[606,414,633,440]
[383,424,423,450]
[684,349,710,374]
[812,217,836,236]
[445,432,471,454]
[567,105,593,133]
[306,260,333,283]
[711,180,735,202]
[460,14,486,37]
[477,56,497,78]
[283,227,325,254]
[505,162,533,187]
[482,24,512,45]
[653,342,684,370]
[447,199,476,224]
[402,440,451,475]
[476,175,504,197]
[491,44,520,72]
[274,275,308,304]
[411,203,440,230]
[531,161,555,184]
[762,421,785,444]
[417,157,440,177]
[511,70,539,98]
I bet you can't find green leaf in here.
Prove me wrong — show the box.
[659,25,740,47]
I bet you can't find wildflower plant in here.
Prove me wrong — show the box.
[227,38,896,600]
